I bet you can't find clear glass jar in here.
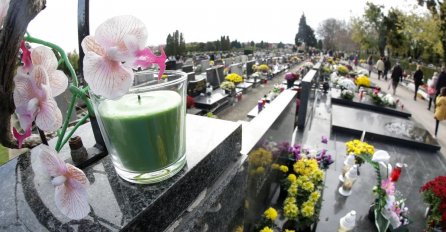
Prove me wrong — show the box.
[92,70,187,184]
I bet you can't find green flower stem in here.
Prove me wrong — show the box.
[58,113,90,151]
[69,85,94,116]
[55,93,77,152]
[24,35,78,87]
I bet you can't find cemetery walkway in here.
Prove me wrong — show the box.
[367,70,446,157]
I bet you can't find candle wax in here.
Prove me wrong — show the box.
[97,90,185,172]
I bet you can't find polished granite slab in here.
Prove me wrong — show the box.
[282,80,301,87]
[317,133,446,231]
[332,105,440,151]
[247,103,270,119]
[236,82,253,90]
[331,88,411,118]
[194,89,229,111]
[0,115,242,231]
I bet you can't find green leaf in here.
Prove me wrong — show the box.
[375,209,390,232]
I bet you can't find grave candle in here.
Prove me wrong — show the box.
[94,79,187,184]
[97,90,184,172]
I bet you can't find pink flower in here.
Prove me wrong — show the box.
[0,0,9,28]
[39,145,90,220]
[381,178,395,196]
[13,46,68,147]
[81,15,166,99]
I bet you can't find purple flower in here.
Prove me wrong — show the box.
[321,136,328,144]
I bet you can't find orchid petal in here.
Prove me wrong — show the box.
[13,75,34,107]
[35,98,62,132]
[81,36,106,56]
[15,98,38,131]
[54,178,90,220]
[32,65,49,87]
[20,41,32,72]
[95,15,147,53]
[31,46,58,70]
[13,127,31,149]
[39,145,67,177]
[46,69,68,97]
[134,47,166,79]
[66,164,89,188]
[83,52,133,99]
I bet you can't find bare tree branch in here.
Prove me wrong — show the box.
[0,0,46,148]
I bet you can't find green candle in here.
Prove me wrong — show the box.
[97,90,185,173]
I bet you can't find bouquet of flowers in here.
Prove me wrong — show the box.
[355,75,371,87]
[304,61,314,68]
[420,176,446,231]
[225,73,243,84]
[337,65,349,76]
[345,139,375,165]
[220,81,235,91]
[358,150,410,231]
[258,64,270,72]
[338,77,356,91]
[382,94,396,108]
[341,89,355,100]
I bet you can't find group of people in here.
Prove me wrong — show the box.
[365,55,446,138]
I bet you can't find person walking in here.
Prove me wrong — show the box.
[383,57,391,81]
[427,72,439,110]
[413,64,424,101]
[376,57,385,80]
[367,55,373,77]
[354,55,358,67]
[391,62,403,95]
[436,66,446,100]
[434,87,446,138]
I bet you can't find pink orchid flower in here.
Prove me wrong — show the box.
[0,0,9,28]
[13,46,68,147]
[381,177,395,196]
[81,15,166,99]
[40,145,90,220]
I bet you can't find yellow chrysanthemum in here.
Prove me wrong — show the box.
[301,203,315,218]
[263,207,278,221]
[260,226,273,232]
[279,165,289,173]
[309,191,321,203]
[248,148,273,167]
[271,163,280,170]
[284,196,296,205]
[288,174,297,183]
[284,230,295,232]
[283,202,299,219]
[225,73,243,84]
[288,183,298,197]
[233,226,244,232]
[302,181,315,192]
[255,166,265,174]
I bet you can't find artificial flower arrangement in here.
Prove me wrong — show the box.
[360,59,366,64]
[337,77,357,91]
[248,147,273,176]
[340,89,355,100]
[355,75,371,87]
[304,61,314,68]
[369,89,397,108]
[337,65,349,76]
[0,10,167,220]
[225,73,243,84]
[420,176,446,231]
[258,64,270,73]
[326,57,335,65]
[220,81,236,91]
[290,56,301,63]
[345,139,375,165]
[358,150,410,231]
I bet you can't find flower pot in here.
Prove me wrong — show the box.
[92,70,187,184]
[287,80,295,89]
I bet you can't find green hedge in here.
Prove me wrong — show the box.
[0,145,8,165]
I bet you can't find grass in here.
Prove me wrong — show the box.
[0,145,9,165]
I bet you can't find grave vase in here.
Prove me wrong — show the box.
[92,70,187,184]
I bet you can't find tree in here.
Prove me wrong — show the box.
[317,18,357,52]
[296,14,317,48]
[165,30,186,57]
[418,0,446,64]
[278,42,285,49]
[231,40,242,49]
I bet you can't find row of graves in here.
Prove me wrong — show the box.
[310,57,444,231]
[163,52,303,116]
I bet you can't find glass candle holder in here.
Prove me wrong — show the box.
[92,70,187,184]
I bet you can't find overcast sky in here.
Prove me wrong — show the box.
[26,0,419,52]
